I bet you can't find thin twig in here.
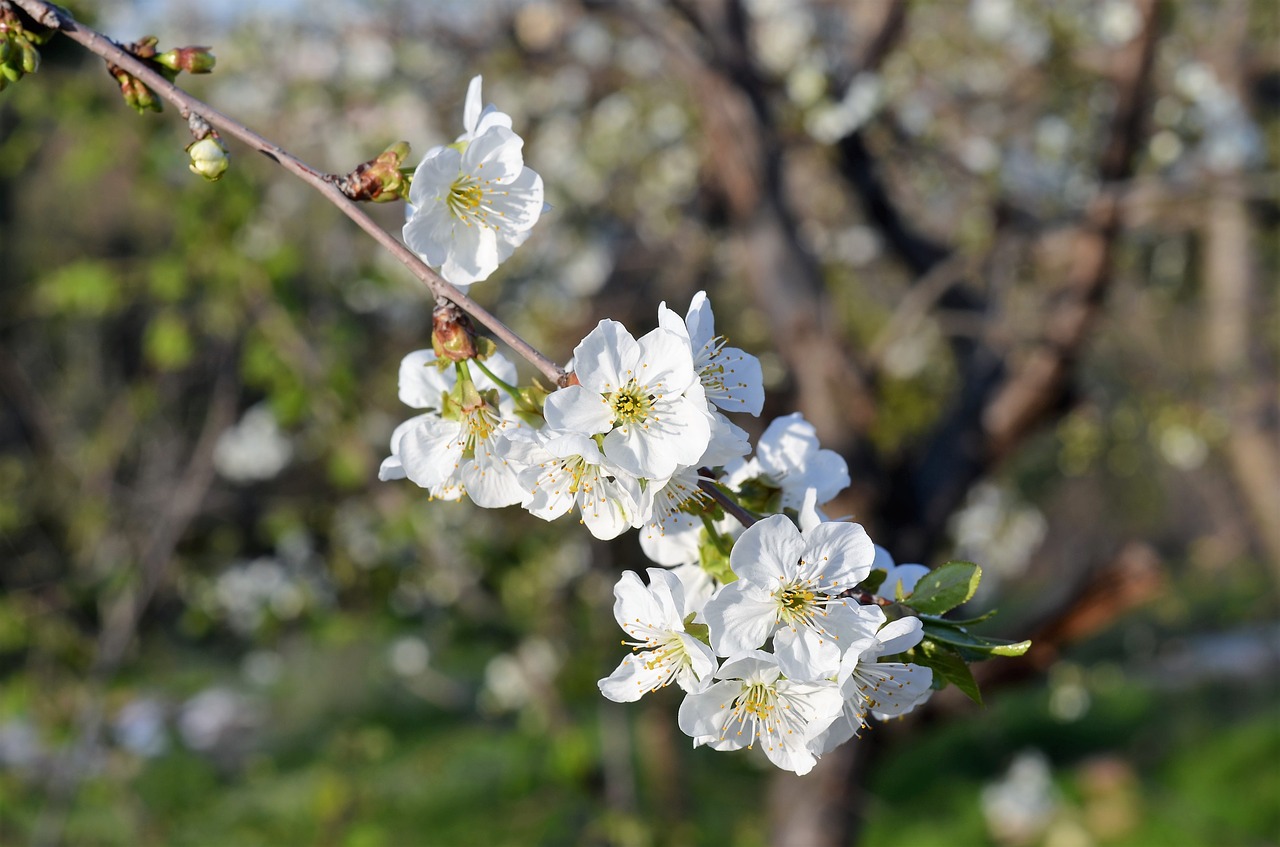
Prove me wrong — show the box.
[11,0,569,388]
[698,475,758,527]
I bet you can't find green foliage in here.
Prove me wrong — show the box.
[902,560,982,614]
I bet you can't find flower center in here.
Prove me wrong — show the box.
[739,682,775,721]
[609,383,652,425]
[777,586,816,617]
[448,178,485,217]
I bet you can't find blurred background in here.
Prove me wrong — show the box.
[1,0,1277,844]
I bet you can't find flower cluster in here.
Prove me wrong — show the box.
[383,77,1025,775]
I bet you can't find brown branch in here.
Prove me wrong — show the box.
[11,0,569,388]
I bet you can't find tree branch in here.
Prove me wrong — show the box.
[10,0,569,388]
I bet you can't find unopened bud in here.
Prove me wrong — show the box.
[431,301,478,362]
[18,37,38,74]
[187,135,229,181]
[157,46,216,74]
[0,35,12,65]
[341,141,412,203]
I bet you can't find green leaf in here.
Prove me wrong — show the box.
[905,561,982,614]
[858,568,887,594]
[921,622,1032,657]
[920,608,1000,627]
[908,639,983,705]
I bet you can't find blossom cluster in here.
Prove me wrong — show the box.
[383,77,952,775]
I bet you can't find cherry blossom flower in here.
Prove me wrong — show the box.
[702,514,879,680]
[677,651,844,775]
[658,291,764,416]
[379,350,527,507]
[543,319,712,480]
[599,569,718,702]
[809,609,934,755]
[403,77,544,286]
[516,431,642,540]
[722,412,850,510]
[659,291,760,467]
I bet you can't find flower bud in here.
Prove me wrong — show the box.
[0,34,12,65]
[187,135,230,181]
[157,46,216,74]
[431,301,478,362]
[340,142,412,203]
[18,37,38,74]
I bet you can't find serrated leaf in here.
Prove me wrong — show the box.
[905,561,982,615]
[921,622,1032,657]
[908,640,983,704]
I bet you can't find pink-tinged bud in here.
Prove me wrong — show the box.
[114,71,160,114]
[157,46,216,74]
[187,135,230,181]
[431,301,478,362]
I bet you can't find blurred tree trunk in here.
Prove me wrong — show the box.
[1202,4,1280,581]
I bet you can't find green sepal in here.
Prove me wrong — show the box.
[904,561,982,615]
[921,622,1031,657]
[513,380,549,428]
[698,528,735,584]
[858,568,887,595]
[683,617,711,647]
[473,336,497,360]
[907,639,983,705]
[733,476,783,515]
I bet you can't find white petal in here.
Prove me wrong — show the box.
[397,349,450,409]
[800,521,874,590]
[598,653,673,703]
[701,583,779,656]
[463,75,483,136]
[440,220,500,285]
[543,385,614,435]
[729,514,804,586]
[461,125,525,183]
[773,626,842,682]
[398,417,464,490]
[678,681,746,749]
[403,201,458,269]
[873,615,925,657]
[571,319,639,394]
[406,146,461,207]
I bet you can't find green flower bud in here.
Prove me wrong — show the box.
[0,34,12,65]
[187,135,229,181]
[156,46,216,74]
[19,38,38,75]
[1,63,20,83]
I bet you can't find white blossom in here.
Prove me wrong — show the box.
[543,319,712,480]
[599,569,718,702]
[403,77,544,286]
[810,608,934,755]
[516,431,642,540]
[677,651,844,775]
[722,412,850,511]
[702,514,878,680]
